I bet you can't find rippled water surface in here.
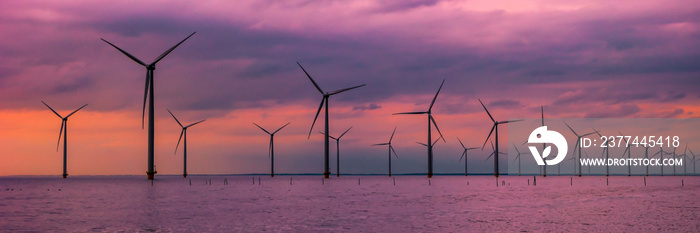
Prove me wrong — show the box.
[1,175,699,232]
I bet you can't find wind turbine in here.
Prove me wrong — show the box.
[102,32,196,180]
[563,122,597,177]
[168,109,205,178]
[511,144,530,176]
[688,147,697,175]
[593,128,611,176]
[478,99,522,177]
[297,62,365,178]
[651,146,665,176]
[319,126,353,177]
[667,147,678,176]
[457,138,478,176]
[619,131,632,176]
[41,101,87,179]
[680,144,689,176]
[393,79,446,178]
[642,144,651,176]
[254,122,291,177]
[372,127,399,177]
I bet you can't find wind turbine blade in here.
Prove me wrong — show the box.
[393,111,428,115]
[167,109,183,127]
[580,132,597,137]
[329,84,366,96]
[389,126,397,143]
[467,147,479,150]
[308,97,325,139]
[571,140,580,158]
[459,151,466,162]
[478,98,495,123]
[592,128,603,137]
[66,104,88,118]
[512,143,520,153]
[142,70,151,129]
[253,122,271,134]
[513,154,520,163]
[500,119,523,124]
[621,146,629,158]
[41,101,63,118]
[584,152,590,158]
[100,38,147,66]
[338,126,353,139]
[272,122,291,134]
[297,62,324,94]
[186,120,206,128]
[618,131,628,143]
[373,143,389,146]
[428,79,445,111]
[151,32,196,65]
[416,142,428,147]
[481,124,496,150]
[563,121,579,137]
[174,130,184,154]
[485,152,494,161]
[56,121,64,152]
[391,145,399,159]
[432,137,441,146]
[430,115,446,142]
[457,137,466,149]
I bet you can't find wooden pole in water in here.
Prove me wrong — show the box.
[393,177,395,186]
[429,179,431,186]
[644,177,646,186]
[571,177,572,186]
[290,177,292,185]
[533,176,536,186]
[358,178,361,185]
[189,179,191,186]
[258,177,261,186]
[606,177,609,186]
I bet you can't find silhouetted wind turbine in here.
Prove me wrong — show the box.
[393,79,446,178]
[651,146,665,176]
[373,127,399,177]
[457,138,478,176]
[619,131,632,176]
[254,122,290,177]
[319,126,352,177]
[102,32,196,180]
[688,147,697,175]
[511,144,530,176]
[564,122,597,177]
[680,144,689,176]
[478,99,522,177]
[667,147,678,176]
[297,62,365,179]
[168,109,205,178]
[42,101,87,179]
[593,128,611,176]
[643,144,651,176]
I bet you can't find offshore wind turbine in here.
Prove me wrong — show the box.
[593,128,611,176]
[393,79,446,178]
[102,32,196,180]
[564,122,597,177]
[478,99,522,177]
[254,122,291,177]
[319,126,353,177]
[651,146,665,176]
[688,147,697,175]
[511,144,530,176]
[457,138,479,176]
[643,144,651,176]
[680,144,689,176]
[41,101,87,178]
[168,110,205,178]
[297,62,365,178]
[373,127,399,177]
[619,131,632,176]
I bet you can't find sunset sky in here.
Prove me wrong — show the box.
[1,0,698,176]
